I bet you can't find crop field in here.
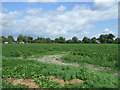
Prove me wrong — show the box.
[2,44,119,88]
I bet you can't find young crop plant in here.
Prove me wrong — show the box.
[2,44,119,88]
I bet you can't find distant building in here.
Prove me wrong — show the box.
[19,42,25,44]
[4,42,8,44]
[96,40,100,43]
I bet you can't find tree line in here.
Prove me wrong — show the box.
[0,33,120,44]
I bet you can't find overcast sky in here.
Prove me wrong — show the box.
[1,0,118,40]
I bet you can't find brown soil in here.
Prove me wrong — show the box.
[45,76,84,87]
[5,76,84,87]
[5,78,41,88]
[52,78,65,86]
[68,79,84,84]
[45,76,55,79]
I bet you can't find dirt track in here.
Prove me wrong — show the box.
[28,54,119,76]
[31,54,80,67]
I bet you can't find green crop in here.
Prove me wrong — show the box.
[2,44,119,88]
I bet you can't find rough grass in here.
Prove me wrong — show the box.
[2,57,118,88]
[2,44,119,88]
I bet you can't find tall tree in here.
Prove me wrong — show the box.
[72,36,78,43]
[0,36,8,43]
[27,36,33,43]
[54,38,59,43]
[58,37,66,43]
[7,36,14,43]
[17,34,24,42]
[98,34,108,43]
[22,36,28,43]
[107,34,115,43]
[107,39,113,43]
[114,37,120,44]
[35,37,47,43]
[91,37,97,43]
[82,37,91,43]
[46,38,52,43]
[108,34,115,39]
[98,34,115,43]
[66,39,72,43]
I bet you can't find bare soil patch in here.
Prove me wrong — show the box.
[16,54,118,76]
[30,54,80,67]
[5,78,41,88]
[45,76,84,87]
[5,76,84,87]
[68,79,84,84]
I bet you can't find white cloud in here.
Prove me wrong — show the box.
[56,5,66,12]
[1,3,118,39]
[26,8,42,15]
[103,28,109,33]
[93,28,116,38]
[82,31,89,35]
[93,0,118,10]
[103,28,114,34]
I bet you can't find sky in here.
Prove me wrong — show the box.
[1,0,119,40]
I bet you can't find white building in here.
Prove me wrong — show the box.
[4,42,8,44]
[19,42,25,44]
[96,40,100,43]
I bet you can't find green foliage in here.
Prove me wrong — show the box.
[7,36,14,43]
[1,33,120,44]
[91,37,97,43]
[2,44,119,88]
[72,36,79,43]
[98,34,115,43]
[17,34,24,42]
[115,37,120,44]
[34,77,62,88]
[54,37,66,43]
[2,44,66,58]
[0,36,8,43]
[61,44,118,70]
[82,37,91,43]
[2,56,118,88]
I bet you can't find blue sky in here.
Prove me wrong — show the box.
[1,1,118,40]
[2,2,94,13]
